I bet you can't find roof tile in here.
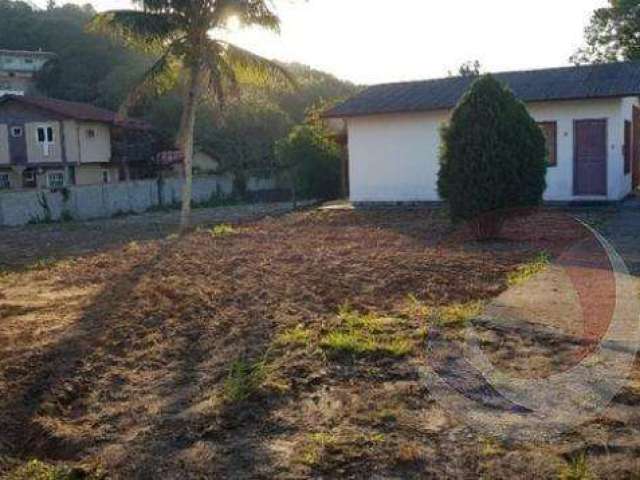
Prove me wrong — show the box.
[325,61,640,118]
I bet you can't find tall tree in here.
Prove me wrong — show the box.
[573,0,640,63]
[90,0,294,230]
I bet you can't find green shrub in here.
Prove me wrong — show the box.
[558,454,593,480]
[210,224,236,237]
[222,359,267,402]
[6,459,99,480]
[437,75,547,238]
[276,124,342,200]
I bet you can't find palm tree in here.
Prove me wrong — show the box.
[90,0,294,231]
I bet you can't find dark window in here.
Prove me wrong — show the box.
[624,120,632,175]
[86,129,96,139]
[47,171,64,189]
[10,126,22,137]
[538,122,557,167]
[37,126,55,143]
[0,173,10,189]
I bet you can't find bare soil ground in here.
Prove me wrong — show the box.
[1,206,638,479]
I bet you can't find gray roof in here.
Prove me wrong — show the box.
[324,62,640,118]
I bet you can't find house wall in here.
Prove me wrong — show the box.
[0,101,66,164]
[527,98,632,201]
[620,96,637,197]
[75,164,119,186]
[348,110,449,202]
[0,124,9,164]
[63,119,80,163]
[25,121,63,163]
[346,97,633,203]
[78,122,111,163]
[0,167,20,189]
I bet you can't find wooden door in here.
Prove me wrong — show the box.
[574,119,607,196]
[633,106,640,190]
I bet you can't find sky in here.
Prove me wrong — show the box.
[42,0,609,85]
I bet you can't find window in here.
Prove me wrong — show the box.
[624,120,632,175]
[86,129,96,139]
[36,126,53,143]
[0,173,10,190]
[10,126,22,137]
[47,171,64,189]
[102,170,110,184]
[538,122,558,167]
[36,125,55,156]
[24,58,33,64]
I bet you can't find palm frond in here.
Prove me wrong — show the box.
[218,40,296,89]
[201,40,239,108]
[213,0,281,32]
[88,10,184,50]
[118,45,182,115]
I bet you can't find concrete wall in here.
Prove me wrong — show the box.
[346,97,634,203]
[0,175,236,226]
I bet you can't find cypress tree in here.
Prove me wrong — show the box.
[437,75,547,238]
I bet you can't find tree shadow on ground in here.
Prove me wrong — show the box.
[0,232,286,479]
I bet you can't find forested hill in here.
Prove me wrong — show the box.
[0,0,359,163]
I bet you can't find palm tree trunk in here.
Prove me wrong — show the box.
[177,62,204,232]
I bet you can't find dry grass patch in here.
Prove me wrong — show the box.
[295,431,386,470]
[507,251,550,286]
[395,441,426,466]
[0,207,607,479]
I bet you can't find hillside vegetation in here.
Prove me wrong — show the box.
[0,0,359,182]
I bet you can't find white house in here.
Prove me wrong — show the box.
[325,62,640,203]
[0,49,55,96]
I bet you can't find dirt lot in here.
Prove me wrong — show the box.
[1,206,638,479]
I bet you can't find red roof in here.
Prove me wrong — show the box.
[0,94,151,130]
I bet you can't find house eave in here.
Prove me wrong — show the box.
[323,93,640,120]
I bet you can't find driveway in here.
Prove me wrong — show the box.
[425,203,640,442]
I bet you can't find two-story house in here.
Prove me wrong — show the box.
[0,94,155,190]
[0,49,56,96]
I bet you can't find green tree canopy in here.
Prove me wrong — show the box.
[275,117,342,201]
[437,75,547,238]
[573,0,640,63]
[0,1,358,211]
